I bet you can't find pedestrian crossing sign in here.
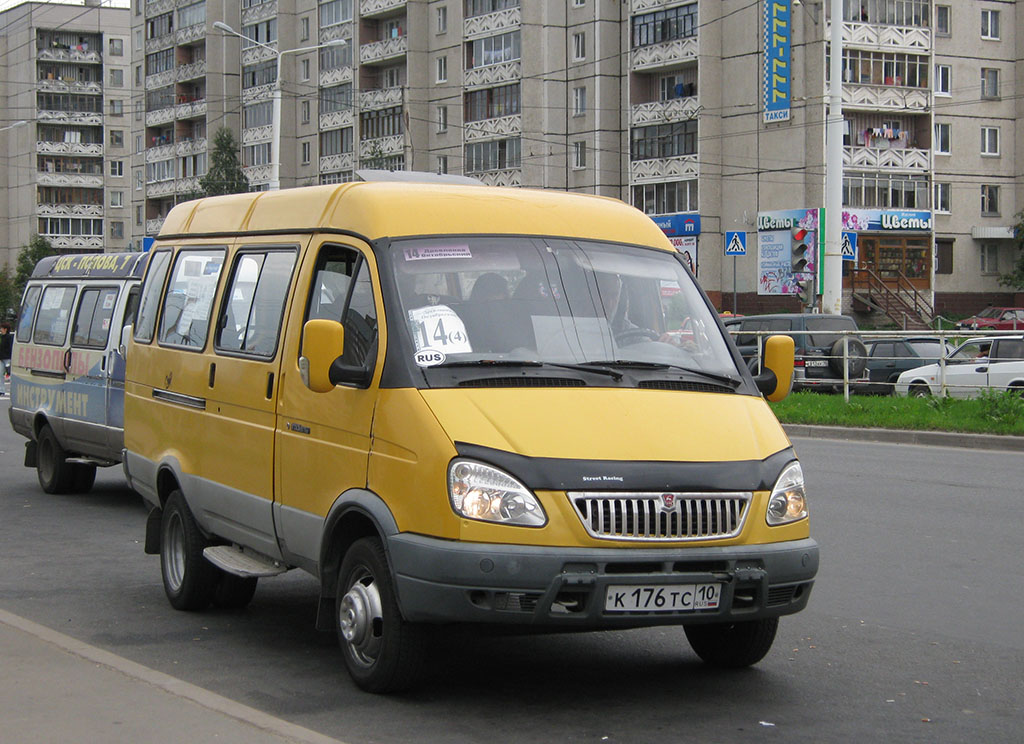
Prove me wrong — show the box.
[841,231,857,262]
[725,231,747,256]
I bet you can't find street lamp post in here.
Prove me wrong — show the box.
[213,22,346,191]
[0,120,27,133]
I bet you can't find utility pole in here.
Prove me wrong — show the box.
[822,0,844,314]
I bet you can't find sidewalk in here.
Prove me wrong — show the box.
[0,609,345,744]
[783,423,1024,452]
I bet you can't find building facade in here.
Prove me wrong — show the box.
[0,1,131,268]
[3,1,1021,318]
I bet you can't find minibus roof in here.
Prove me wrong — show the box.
[156,182,674,250]
[31,252,149,279]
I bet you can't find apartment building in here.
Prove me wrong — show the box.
[0,1,131,269]
[0,0,1001,317]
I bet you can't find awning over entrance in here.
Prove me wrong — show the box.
[971,225,1014,240]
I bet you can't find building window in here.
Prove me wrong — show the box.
[302,141,311,164]
[320,41,353,71]
[933,182,950,214]
[383,66,401,88]
[465,138,521,173]
[135,65,142,86]
[630,121,697,161]
[935,239,953,274]
[572,141,586,169]
[573,0,585,6]
[111,221,124,239]
[109,38,124,55]
[843,173,928,209]
[359,107,403,140]
[301,17,310,41]
[437,105,448,133]
[301,58,310,81]
[243,60,277,89]
[464,83,520,121]
[109,99,124,117]
[135,169,143,190]
[135,205,143,226]
[320,127,353,156]
[935,5,950,35]
[243,143,272,167]
[437,6,447,33]
[437,155,448,174]
[111,191,124,208]
[841,49,929,88]
[632,4,697,48]
[660,72,696,100]
[465,0,520,18]
[466,31,521,69]
[109,129,124,147]
[436,56,448,83]
[319,84,352,114]
[981,9,999,40]
[981,185,999,216]
[934,64,950,96]
[244,100,274,128]
[572,86,586,116]
[109,68,124,87]
[572,32,585,61]
[981,127,999,156]
[934,123,951,154]
[301,100,310,124]
[241,18,277,47]
[981,244,999,274]
[110,160,124,177]
[981,68,999,99]
[631,180,699,214]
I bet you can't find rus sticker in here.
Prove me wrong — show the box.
[414,348,446,367]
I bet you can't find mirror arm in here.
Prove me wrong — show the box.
[328,358,372,388]
[754,369,778,397]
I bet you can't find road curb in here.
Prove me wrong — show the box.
[782,424,1024,452]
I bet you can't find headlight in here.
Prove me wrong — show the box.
[448,459,547,527]
[766,461,808,526]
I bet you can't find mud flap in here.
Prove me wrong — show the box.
[24,440,37,468]
[144,507,162,554]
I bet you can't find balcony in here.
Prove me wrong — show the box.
[319,109,355,131]
[37,203,104,218]
[359,86,403,110]
[359,134,403,160]
[177,60,207,82]
[175,97,207,120]
[359,36,407,66]
[320,152,355,173]
[145,33,175,54]
[839,82,929,112]
[146,70,176,90]
[833,20,931,52]
[320,66,353,88]
[630,97,700,127]
[464,114,521,143]
[242,0,277,25]
[38,79,102,95]
[37,48,101,64]
[242,125,272,145]
[629,154,699,184]
[145,0,173,15]
[146,217,165,235]
[37,110,103,126]
[243,83,274,105]
[474,169,521,187]
[42,236,104,250]
[361,0,406,19]
[176,137,207,157]
[843,146,929,173]
[146,143,176,162]
[36,141,103,157]
[630,38,698,73]
[464,7,520,39]
[145,106,176,128]
[319,21,353,45]
[464,60,520,89]
[176,23,206,46]
[243,165,271,184]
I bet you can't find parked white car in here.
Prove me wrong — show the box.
[894,336,1024,398]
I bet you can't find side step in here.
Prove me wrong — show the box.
[203,545,289,578]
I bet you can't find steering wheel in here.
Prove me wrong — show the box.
[615,327,661,345]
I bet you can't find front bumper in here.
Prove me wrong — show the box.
[387,534,818,627]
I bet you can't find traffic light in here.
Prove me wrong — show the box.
[795,275,814,306]
[791,226,811,273]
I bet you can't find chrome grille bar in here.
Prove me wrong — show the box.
[569,492,752,542]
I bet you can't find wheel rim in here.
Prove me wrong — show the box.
[339,568,384,668]
[162,511,186,593]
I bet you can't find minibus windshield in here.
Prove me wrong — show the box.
[389,237,738,379]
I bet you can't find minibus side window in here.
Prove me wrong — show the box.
[16,286,41,342]
[216,249,297,357]
[304,245,377,369]
[341,261,378,367]
[158,248,225,350]
[135,250,172,343]
[32,286,77,346]
[71,287,119,348]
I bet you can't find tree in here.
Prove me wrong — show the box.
[199,127,249,196]
[1000,210,1024,290]
[15,235,58,298]
[0,266,17,321]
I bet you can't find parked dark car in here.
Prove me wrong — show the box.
[859,337,954,395]
[723,313,868,392]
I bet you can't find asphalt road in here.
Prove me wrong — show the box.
[1,404,1021,743]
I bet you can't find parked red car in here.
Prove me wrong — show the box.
[955,307,1024,331]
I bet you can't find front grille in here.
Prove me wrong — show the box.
[570,492,751,541]
[638,380,736,394]
[459,376,586,388]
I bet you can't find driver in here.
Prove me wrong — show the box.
[595,272,653,341]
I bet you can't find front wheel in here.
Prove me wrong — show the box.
[336,537,425,693]
[684,617,779,668]
[160,490,218,611]
[36,425,74,494]
[909,384,931,398]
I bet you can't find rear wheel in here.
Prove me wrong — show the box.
[909,384,931,398]
[36,425,74,494]
[685,617,779,668]
[160,490,218,611]
[336,537,425,693]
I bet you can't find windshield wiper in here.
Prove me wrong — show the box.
[580,360,742,388]
[442,359,623,380]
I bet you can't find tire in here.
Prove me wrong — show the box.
[160,490,218,611]
[36,425,74,495]
[336,537,425,693]
[685,617,779,668]
[909,384,931,398]
[212,573,258,610]
[71,463,97,493]
[828,339,868,378]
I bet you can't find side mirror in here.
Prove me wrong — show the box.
[300,319,346,393]
[119,324,133,357]
[755,334,795,402]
